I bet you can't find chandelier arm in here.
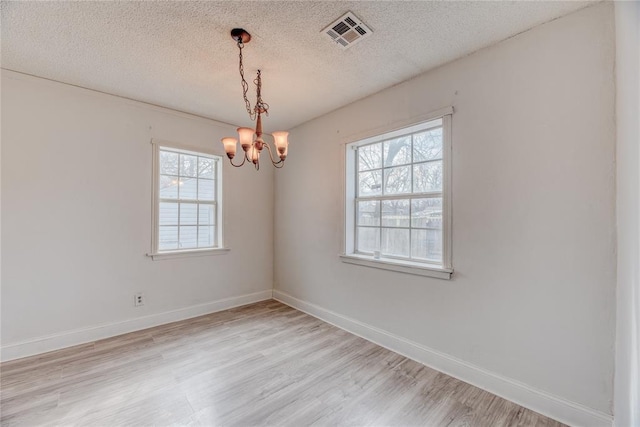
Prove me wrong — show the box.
[262,141,285,167]
[237,42,256,121]
[228,155,247,168]
[245,149,258,163]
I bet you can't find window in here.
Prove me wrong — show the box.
[149,141,226,260]
[342,111,452,278]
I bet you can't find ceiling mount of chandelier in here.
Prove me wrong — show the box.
[221,28,289,171]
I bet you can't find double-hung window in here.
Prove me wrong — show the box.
[149,141,225,259]
[342,111,452,278]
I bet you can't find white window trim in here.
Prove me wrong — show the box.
[340,107,453,279]
[148,247,230,261]
[147,138,228,261]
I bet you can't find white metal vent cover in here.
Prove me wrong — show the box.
[322,12,372,50]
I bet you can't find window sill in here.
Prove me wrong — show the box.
[339,254,453,279]
[147,248,230,261]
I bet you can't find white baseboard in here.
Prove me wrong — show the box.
[273,290,613,427]
[1,290,273,362]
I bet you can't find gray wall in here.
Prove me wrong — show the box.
[275,3,615,418]
[1,70,274,358]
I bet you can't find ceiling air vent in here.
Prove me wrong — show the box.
[322,11,372,50]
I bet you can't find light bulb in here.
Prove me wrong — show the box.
[272,131,289,159]
[221,137,238,159]
[237,127,255,151]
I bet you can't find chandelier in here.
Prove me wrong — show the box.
[221,28,289,170]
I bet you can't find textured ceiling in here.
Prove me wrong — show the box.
[1,1,595,130]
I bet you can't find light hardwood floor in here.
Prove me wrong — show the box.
[0,300,564,426]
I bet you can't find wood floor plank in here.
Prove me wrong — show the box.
[0,300,566,426]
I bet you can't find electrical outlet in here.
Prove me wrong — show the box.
[134,292,145,307]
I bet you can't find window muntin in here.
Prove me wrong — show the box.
[155,146,221,253]
[349,117,449,267]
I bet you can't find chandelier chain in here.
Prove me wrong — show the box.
[254,71,269,117]
[237,42,256,120]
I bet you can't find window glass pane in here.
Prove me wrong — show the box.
[348,119,447,266]
[198,226,215,248]
[357,227,380,253]
[158,226,178,251]
[179,203,198,225]
[357,200,380,226]
[179,226,197,249]
[179,178,198,200]
[411,198,443,229]
[411,229,442,262]
[160,151,179,175]
[382,200,410,227]
[383,136,411,167]
[198,157,215,179]
[157,149,220,253]
[180,154,198,177]
[159,175,179,199]
[199,204,215,226]
[413,161,442,193]
[358,143,381,171]
[358,170,382,196]
[381,228,410,257]
[413,128,443,162]
[159,202,178,226]
[198,179,215,201]
[384,165,411,195]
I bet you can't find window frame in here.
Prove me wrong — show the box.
[341,107,453,279]
[148,139,228,260]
